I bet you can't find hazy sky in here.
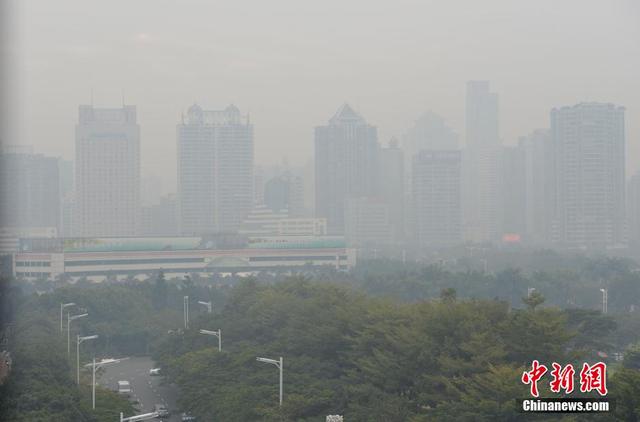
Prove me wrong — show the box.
[5,0,640,193]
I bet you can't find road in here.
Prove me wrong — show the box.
[98,356,182,421]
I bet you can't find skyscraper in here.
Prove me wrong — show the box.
[412,150,462,248]
[75,105,140,237]
[519,129,555,244]
[314,104,379,234]
[0,145,61,232]
[463,81,502,242]
[177,104,253,235]
[380,138,404,243]
[552,103,626,247]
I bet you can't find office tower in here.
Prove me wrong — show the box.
[177,104,253,235]
[75,105,140,237]
[502,146,526,240]
[254,165,265,206]
[315,104,379,234]
[263,171,305,217]
[140,194,179,236]
[402,112,458,172]
[344,197,392,249]
[463,81,502,242]
[380,138,405,243]
[627,172,640,246]
[0,145,60,232]
[552,103,626,247]
[519,129,555,244]
[412,151,462,248]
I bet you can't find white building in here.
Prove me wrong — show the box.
[239,205,326,236]
[75,105,140,237]
[552,103,626,248]
[178,104,253,235]
[344,197,392,249]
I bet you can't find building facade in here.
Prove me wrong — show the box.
[463,81,502,242]
[75,105,140,237]
[177,104,253,235]
[412,150,462,248]
[0,146,61,233]
[552,103,626,247]
[315,104,379,234]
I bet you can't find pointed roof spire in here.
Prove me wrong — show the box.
[329,103,365,125]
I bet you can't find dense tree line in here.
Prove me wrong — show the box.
[153,277,640,421]
[0,278,133,422]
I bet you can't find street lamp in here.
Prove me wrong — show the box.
[119,411,160,422]
[198,300,212,313]
[256,356,283,406]
[67,313,88,356]
[60,302,75,332]
[85,357,128,409]
[183,296,189,329]
[77,334,98,384]
[600,288,608,314]
[199,329,222,352]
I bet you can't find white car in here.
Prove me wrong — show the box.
[149,368,161,376]
[117,380,131,395]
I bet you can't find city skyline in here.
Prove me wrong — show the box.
[2,0,638,193]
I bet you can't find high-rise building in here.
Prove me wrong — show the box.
[264,171,305,217]
[344,197,392,249]
[75,105,140,237]
[177,104,253,235]
[626,172,640,246]
[402,112,458,173]
[412,150,462,248]
[502,145,526,240]
[519,129,555,244]
[140,194,179,236]
[315,104,379,234]
[463,81,502,242]
[380,138,404,243]
[552,103,626,247]
[0,145,61,232]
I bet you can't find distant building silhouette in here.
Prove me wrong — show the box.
[75,105,140,236]
[463,81,502,242]
[412,150,462,248]
[380,138,405,243]
[314,104,379,234]
[552,103,626,247]
[0,146,61,233]
[177,104,253,235]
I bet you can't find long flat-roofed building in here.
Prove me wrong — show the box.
[13,236,354,281]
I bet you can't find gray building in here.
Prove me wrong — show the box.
[344,197,392,250]
[412,150,462,248]
[75,105,140,237]
[315,104,379,234]
[0,145,61,232]
[177,104,253,235]
[380,138,404,243]
[519,129,555,244]
[463,81,502,243]
[140,194,179,236]
[552,103,626,247]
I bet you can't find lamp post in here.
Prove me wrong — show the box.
[60,302,75,332]
[198,301,213,313]
[600,288,608,314]
[119,411,160,422]
[256,356,283,406]
[67,313,88,356]
[183,296,189,329]
[199,329,222,352]
[77,334,98,384]
[85,357,128,409]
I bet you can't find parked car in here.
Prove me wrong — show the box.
[149,367,161,376]
[155,403,169,418]
[181,413,197,421]
[117,380,131,395]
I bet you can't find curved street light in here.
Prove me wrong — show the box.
[256,356,283,406]
[77,334,98,384]
[67,313,88,356]
[199,329,221,352]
